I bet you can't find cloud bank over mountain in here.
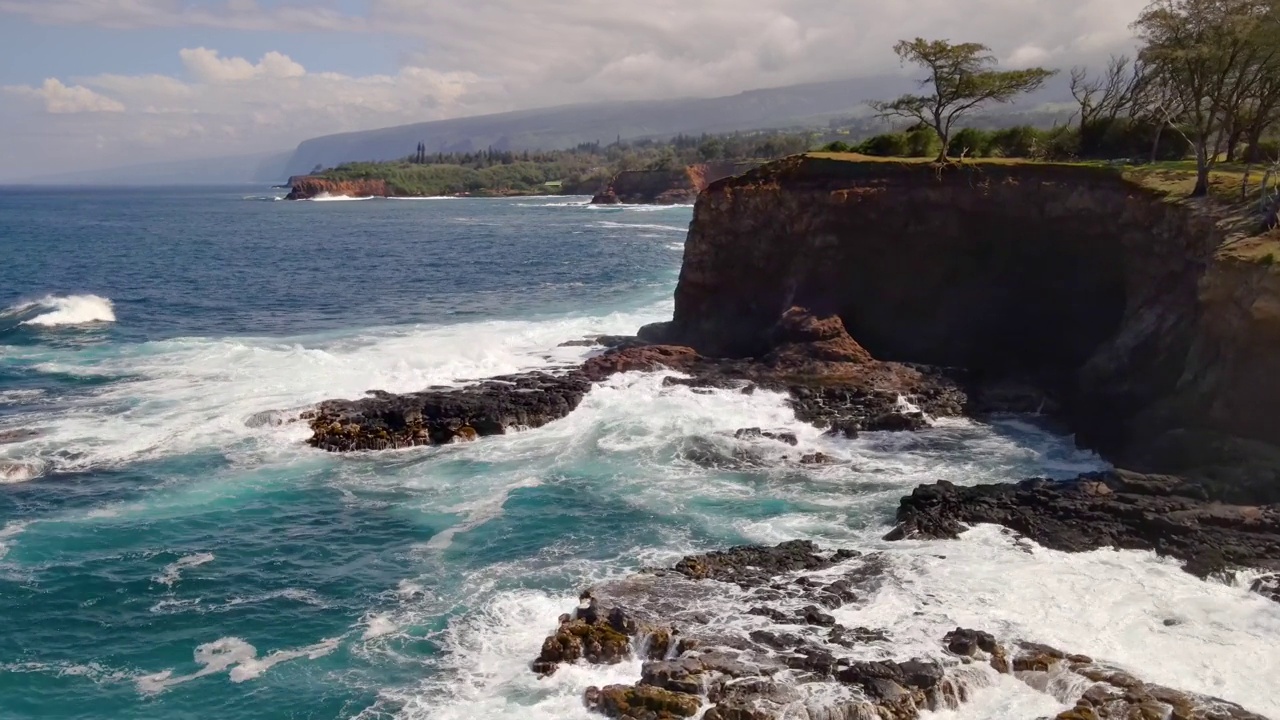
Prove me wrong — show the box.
[0,0,1147,180]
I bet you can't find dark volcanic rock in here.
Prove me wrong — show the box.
[672,540,840,587]
[581,345,701,381]
[532,541,1269,720]
[886,469,1280,584]
[581,310,968,436]
[306,371,591,452]
[1252,574,1280,603]
[734,427,799,446]
[1000,640,1269,720]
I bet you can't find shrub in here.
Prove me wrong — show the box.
[1077,117,1188,161]
[1246,140,1280,163]
[858,133,911,157]
[905,128,940,158]
[822,140,853,153]
[948,128,993,158]
[988,126,1045,158]
[1041,126,1081,161]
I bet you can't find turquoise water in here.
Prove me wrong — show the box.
[2,188,1278,720]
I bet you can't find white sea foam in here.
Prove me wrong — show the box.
[1,661,133,685]
[308,193,375,202]
[380,590,644,720]
[424,475,543,551]
[396,579,427,600]
[0,389,45,404]
[587,203,694,212]
[136,635,340,693]
[0,459,50,484]
[841,525,1280,716]
[0,300,670,475]
[389,525,1280,720]
[362,614,400,640]
[0,521,30,561]
[334,369,1280,719]
[514,200,591,207]
[153,552,215,587]
[594,221,688,233]
[5,294,116,327]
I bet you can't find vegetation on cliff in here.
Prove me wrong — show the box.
[298,132,816,198]
[870,39,1056,162]
[866,0,1280,193]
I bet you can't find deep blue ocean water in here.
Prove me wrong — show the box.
[1,187,1277,720]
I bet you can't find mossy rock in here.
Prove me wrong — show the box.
[587,684,701,719]
[1055,705,1100,720]
[533,620,632,675]
[645,628,672,660]
[1012,652,1061,672]
[566,622,632,664]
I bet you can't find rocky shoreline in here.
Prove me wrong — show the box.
[288,156,1280,717]
[298,311,1280,595]
[525,541,1271,720]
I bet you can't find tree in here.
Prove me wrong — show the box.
[871,38,1057,161]
[1134,0,1280,195]
[1070,56,1149,134]
[697,137,726,161]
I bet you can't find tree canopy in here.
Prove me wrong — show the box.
[1134,0,1280,193]
[871,38,1056,161]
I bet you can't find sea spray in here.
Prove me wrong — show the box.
[2,294,116,328]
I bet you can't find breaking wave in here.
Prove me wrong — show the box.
[2,294,116,328]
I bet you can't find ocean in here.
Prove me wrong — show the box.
[0,187,1276,720]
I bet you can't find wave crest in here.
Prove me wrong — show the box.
[3,294,116,328]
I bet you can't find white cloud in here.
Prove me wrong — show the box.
[179,47,306,83]
[5,78,126,113]
[1,48,494,177]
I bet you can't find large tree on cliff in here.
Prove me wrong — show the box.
[1134,0,1280,195]
[871,39,1056,162]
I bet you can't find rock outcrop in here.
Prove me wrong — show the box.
[306,371,591,452]
[582,308,969,433]
[887,469,1280,586]
[591,162,757,205]
[307,308,967,451]
[285,176,392,200]
[646,155,1280,503]
[530,541,1269,720]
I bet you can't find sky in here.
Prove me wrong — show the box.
[0,0,1149,180]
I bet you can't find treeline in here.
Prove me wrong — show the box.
[320,131,819,196]
[822,121,1197,162]
[864,0,1280,195]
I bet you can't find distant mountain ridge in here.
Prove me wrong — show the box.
[281,76,918,177]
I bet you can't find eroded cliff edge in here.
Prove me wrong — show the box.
[645,155,1280,503]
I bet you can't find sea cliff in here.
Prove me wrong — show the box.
[646,155,1280,503]
[285,176,392,200]
[591,161,760,205]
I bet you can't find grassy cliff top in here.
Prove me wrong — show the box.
[799,153,1280,265]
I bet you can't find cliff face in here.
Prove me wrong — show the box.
[285,176,392,200]
[656,156,1280,501]
[593,161,758,205]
